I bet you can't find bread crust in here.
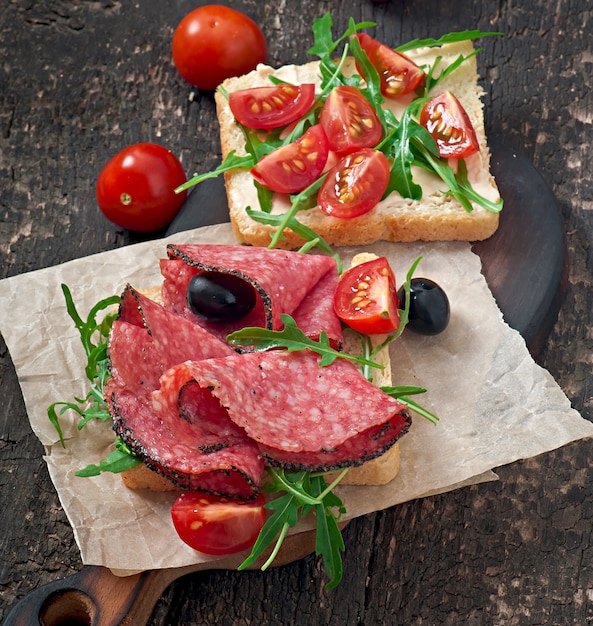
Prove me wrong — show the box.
[215,41,501,249]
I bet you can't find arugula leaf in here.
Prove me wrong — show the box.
[245,206,335,255]
[48,285,119,446]
[396,30,503,53]
[227,314,382,370]
[381,109,424,201]
[380,386,439,425]
[415,141,504,213]
[239,468,348,588]
[75,439,142,477]
[421,50,479,95]
[175,151,254,194]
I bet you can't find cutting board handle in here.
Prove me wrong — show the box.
[2,565,190,626]
[3,526,322,626]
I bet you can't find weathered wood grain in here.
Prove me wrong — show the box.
[2,1,593,624]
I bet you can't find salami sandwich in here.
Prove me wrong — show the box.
[107,245,411,497]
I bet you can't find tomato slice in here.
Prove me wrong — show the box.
[334,257,400,334]
[419,91,480,159]
[229,84,316,130]
[319,85,383,155]
[354,33,425,98]
[318,148,390,219]
[250,124,329,194]
[171,492,266,556]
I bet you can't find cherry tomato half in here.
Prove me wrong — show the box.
[319,85,383,155]
[172,5,267,91]
[318,148,390,219]
[229,83,316,130]
[96,143,187,232]
[171,492,266,556]
[334,256,400,334]
[250,124,329,194]
[354,33,425,98]
[419,91,480,159]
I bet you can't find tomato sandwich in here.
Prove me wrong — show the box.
[205,20,503,249]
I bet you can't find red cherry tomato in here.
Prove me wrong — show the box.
[419,91,480,159]
[354,33,425,98]
[229,83,316,130]
[334,256,400,334]
[171,492,266,556]
[250,124,329,194]
[319,86,383,155]
[95,143,187,232]
[172,5,267,91]
[318,148,390,219]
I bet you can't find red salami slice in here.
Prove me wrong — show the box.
[291,268,342,348]
[162,244,341,342]
[108,381,264,499]
[118,285,235,368]
[108,320,162,396]
[153,350,410,471]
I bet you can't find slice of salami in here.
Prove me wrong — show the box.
[108,380,264,499]
[108,320,162,396]
[291,268,343,348]
[155,350,410,471]
[119,285,235,368]
[162,244,339,340]
[258,410,411,471]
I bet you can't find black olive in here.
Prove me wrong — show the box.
[398,277,450,335]
[187,271,257,323]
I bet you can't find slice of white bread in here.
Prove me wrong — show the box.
[214,40,501,249]
[119,253,403,491]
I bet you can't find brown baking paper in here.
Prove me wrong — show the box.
[1,222,592,574]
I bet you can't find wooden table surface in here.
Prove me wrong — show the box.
[2,1,593,624]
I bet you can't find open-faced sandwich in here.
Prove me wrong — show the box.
[50,241,443,587]
[178,15,503,249]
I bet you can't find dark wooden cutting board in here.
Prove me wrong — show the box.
[3,143,566,626]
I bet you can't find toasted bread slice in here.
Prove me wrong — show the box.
[215,41,500,249]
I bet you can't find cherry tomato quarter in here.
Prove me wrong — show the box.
[354,33,425,98]
[171,492,266,556]
[334,256,400,334]
[229,83,316,130]
[95,143,187,232]
[250,124,329,194]
[319,85,383,155]
[419,91,480,159]
[172,5,267,91]
[318,148,390,219]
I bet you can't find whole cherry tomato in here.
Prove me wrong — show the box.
[96,143,187,232]
[171,492,266,556]
[172,5,267,91]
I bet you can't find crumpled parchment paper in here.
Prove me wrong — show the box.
[1,222,592,574]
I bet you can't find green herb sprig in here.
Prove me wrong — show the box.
[47,284,119,446]
[239,467,348,589]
